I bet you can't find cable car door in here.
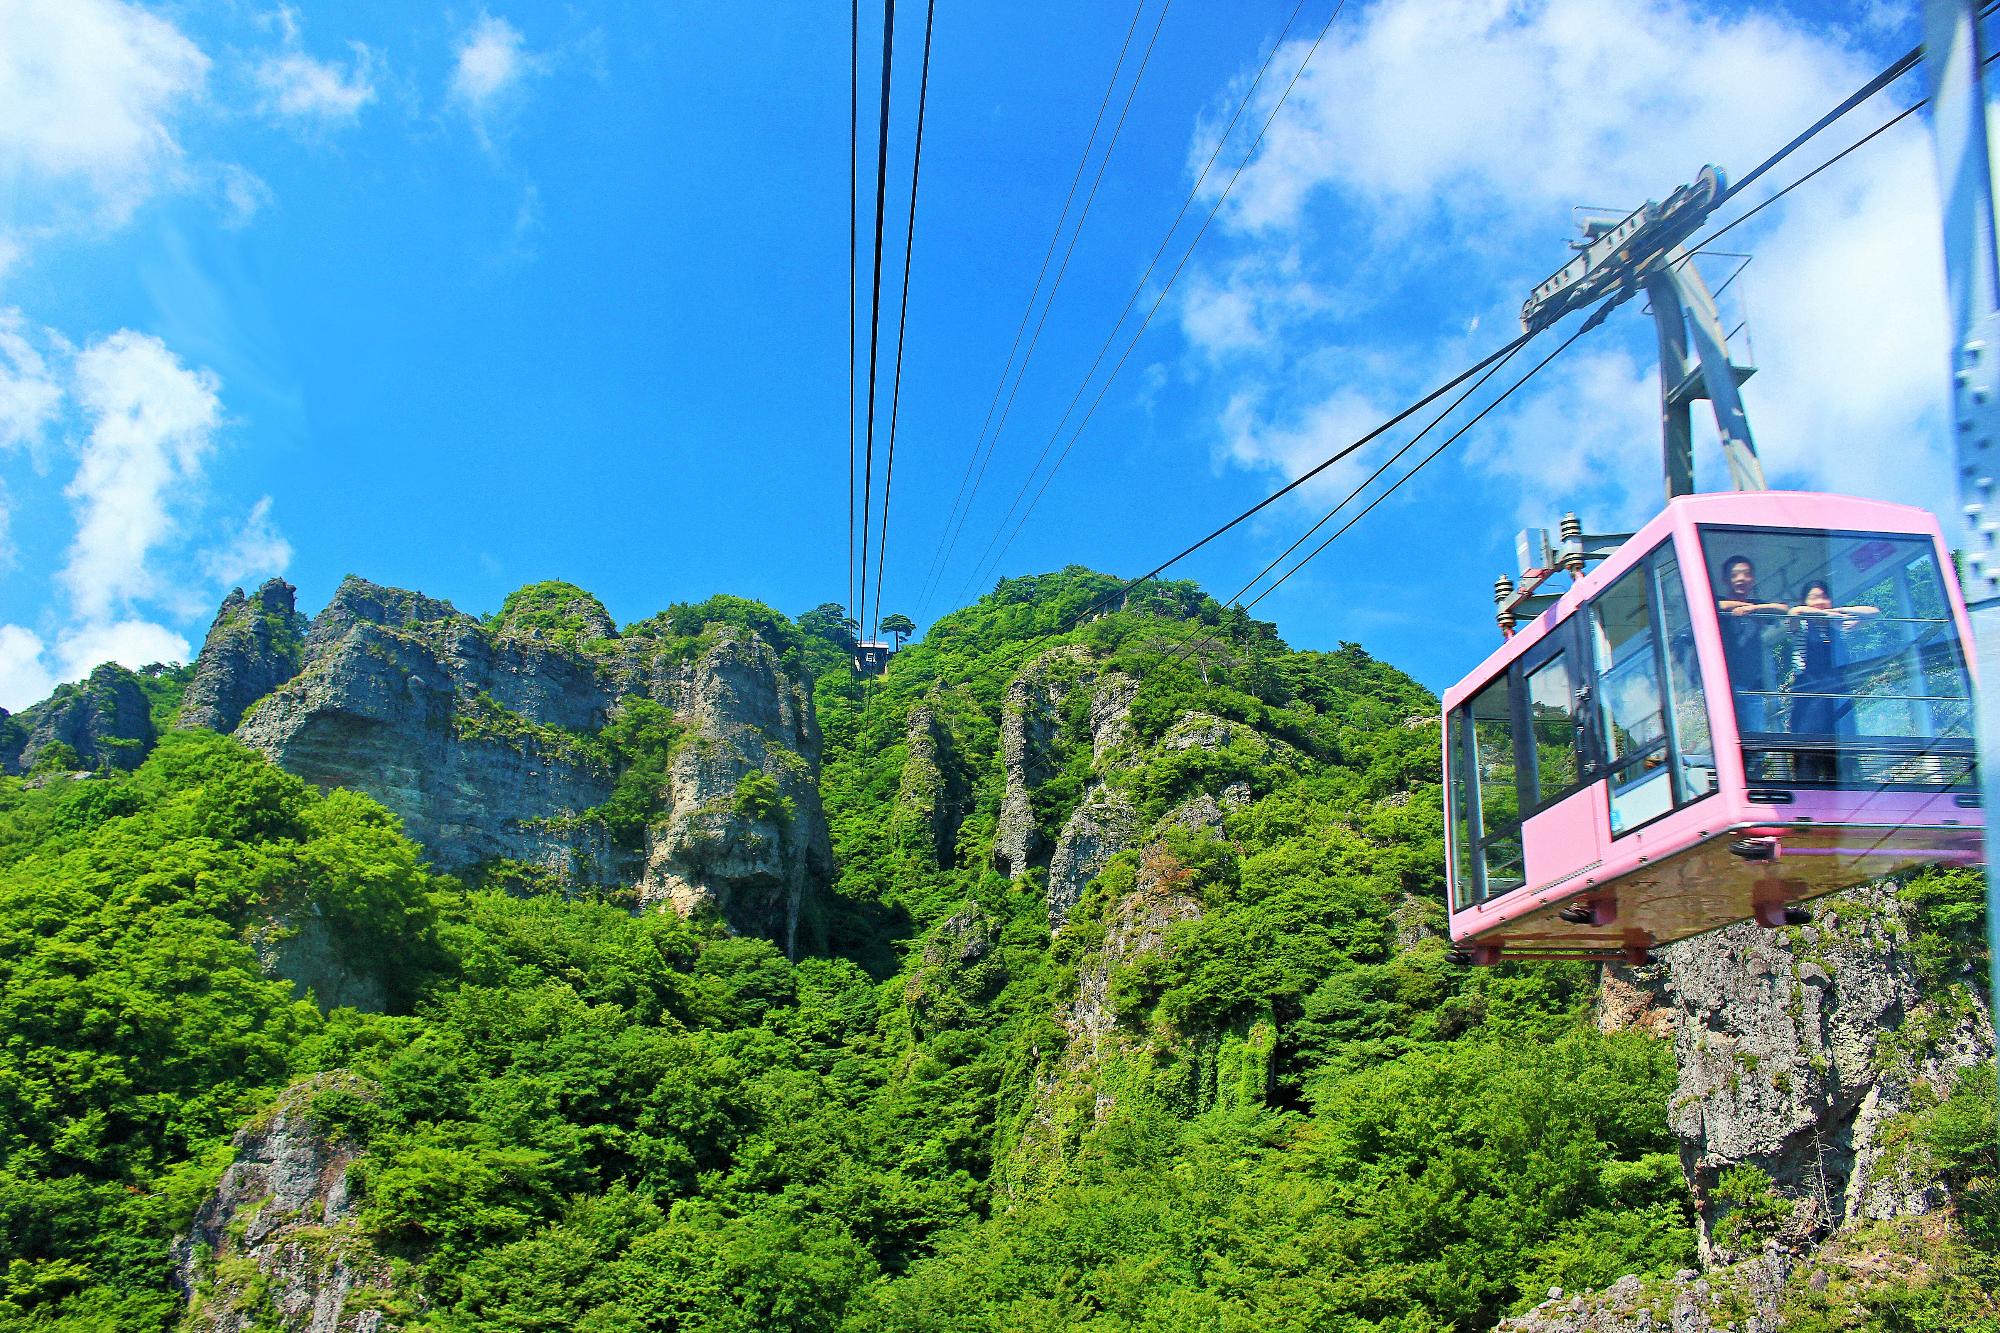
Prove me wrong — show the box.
[1515,618,1608,892]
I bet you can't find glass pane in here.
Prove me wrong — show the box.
[1591,567,1666,766]
[1468,675,1524,898]
[1699,526,1976,789]
[1484,828,1525,897]
[1448,710,1474,910]
[1592,564,1672,832]
[1526,654,1579,800]
[1655,553,1717,801]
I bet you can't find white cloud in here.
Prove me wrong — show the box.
[204,495,293,586]
[0,309,62,453]
[0,625,54,711]
[0,0,210,226]
[451,13,540,142]
[1183,0,1952,535]
[60,331,224,622]
[214,164,275,228]
[53,617,189,681]
[254,47,376,127]
[0,322,286,708]
[1219,0,1869,234]
[453,14,528,104]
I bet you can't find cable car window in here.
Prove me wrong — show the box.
[1654,552,1718,803]
[1524,654,1581,802]
[1448,711,1475,910]
[1590,564,1673,833]
[1468,674,1525,898]
[1699,526,1975,788]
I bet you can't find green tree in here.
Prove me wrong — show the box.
[879,613,916,649]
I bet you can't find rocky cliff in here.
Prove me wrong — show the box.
[219,577,833,950]
[1,661,157,774]
[178,579,309,733]
[174,1074,400,1333]
[1598,880,1993,1264]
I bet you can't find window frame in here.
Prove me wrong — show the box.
[1588,543,1715,840]
[1694,521,1978,790]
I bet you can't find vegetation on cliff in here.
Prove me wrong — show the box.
[0,568,1989,1331]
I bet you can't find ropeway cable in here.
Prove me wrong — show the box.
[855,0,898,640]
[935,0,1178,611]
[869,0,938,645]
[912,0,1155,617]
[957,0,1349,603]
[971,19,1971,665]
[1160,316,1595,670]
[847,0,859,622]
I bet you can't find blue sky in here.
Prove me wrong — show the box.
[0,0,1960,709]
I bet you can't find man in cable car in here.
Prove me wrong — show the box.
[1714,554,1789,732]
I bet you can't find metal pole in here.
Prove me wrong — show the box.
[1920,0,2000,1092]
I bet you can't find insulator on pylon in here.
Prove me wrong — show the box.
[1559,512,1588,577]
[1494,574,1517,636]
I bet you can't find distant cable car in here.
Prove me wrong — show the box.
[1444,491,1983,964]
[853,640,894,677]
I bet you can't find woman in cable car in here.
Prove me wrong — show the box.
[1443,491,1982,966]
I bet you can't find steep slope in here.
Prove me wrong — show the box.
[0,566,1988,1333]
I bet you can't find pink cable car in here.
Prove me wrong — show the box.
[1443,491,1983,965]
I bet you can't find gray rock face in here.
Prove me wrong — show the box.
[179,579,309,733]
[236,578,621,887]
[1498,1260,1793,1333]
[6,662,155,773]
[1046,786,1141,930]
[251,916,388,1014]
[992,649,1087,879]
[1647,883,1994,1262]
[237,577,831,949]
[174,1073,395,1332]
[894,701,973,867]
[636,630,834,956]
[1009,846,1208,1187]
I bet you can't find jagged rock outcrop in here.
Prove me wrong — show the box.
[1497,1219,1985,1333]
[636,629,835,955]
[902,902,1004,1035]
[174,1073,398,1332]
[1045,786,1141,930]
[179,578,309,733]
[4,661,155,773]
[1009,845,1208,1188]
[235,577,832,949]
[992,648,1088,879]
[235,577,621,886]
[1642,883,1994,1262]
[893,699,974,867]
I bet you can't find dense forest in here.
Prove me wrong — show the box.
[0,568,1991,1331]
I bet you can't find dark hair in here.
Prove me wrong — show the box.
[1800,579,1831,601]
[1722,555,1753,577]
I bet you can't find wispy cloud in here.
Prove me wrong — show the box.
[0,0,210,235]
[450,13,541,145]
[61,330,224,621]
[0,325,290,709]
[253,47,377,128]
[204,495,293,587]
[0,310,63,455]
